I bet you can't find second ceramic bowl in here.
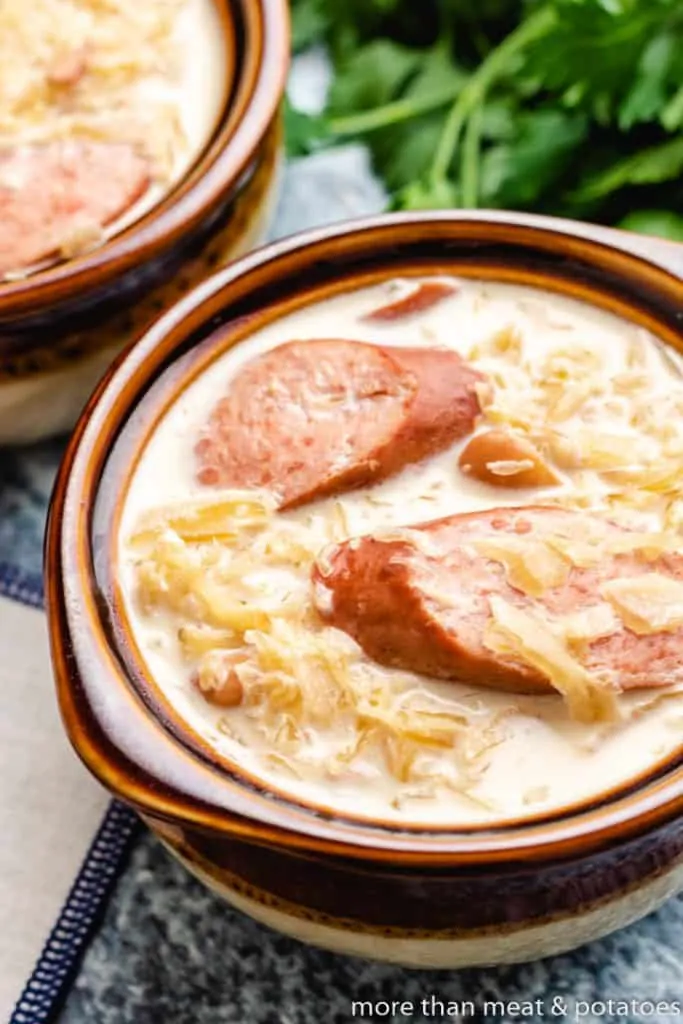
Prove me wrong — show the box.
[0,0,288,444]
[46,211,683,967]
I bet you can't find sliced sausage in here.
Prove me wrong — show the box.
[312,506,683,702]
[363,281,458,322]
[195,339,486,509]
[0,140,151,275]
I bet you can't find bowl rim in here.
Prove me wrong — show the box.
[46,209,683,867]
[0,0,289,317]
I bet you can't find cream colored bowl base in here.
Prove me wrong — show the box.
[0,345,123,446]
[173,847,683,968]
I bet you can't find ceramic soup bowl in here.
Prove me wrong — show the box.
[0,0,288,444]
[46,212,683,968]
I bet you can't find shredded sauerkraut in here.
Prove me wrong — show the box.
[484,597,619,725]
[129,492,507,794]
[469,318,683,530]
[473,537,570,597]
[602,574,683,635]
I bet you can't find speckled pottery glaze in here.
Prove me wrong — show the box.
[46,212,683,968]
[0,0,288,445]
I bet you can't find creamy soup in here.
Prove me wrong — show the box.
[118,277,683,825]
[0,0,227,278]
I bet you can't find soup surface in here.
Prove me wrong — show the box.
[118,276,683,825]
[0,0,227,278]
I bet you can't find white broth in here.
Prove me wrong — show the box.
[118,0,228,228]
[118,277,683,825]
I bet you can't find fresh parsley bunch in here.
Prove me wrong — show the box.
[289,0,683,239]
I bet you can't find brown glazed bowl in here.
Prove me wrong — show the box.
[46,211,683,968]
[0,0,288,445]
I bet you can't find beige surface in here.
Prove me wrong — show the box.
[0,594,108,1018]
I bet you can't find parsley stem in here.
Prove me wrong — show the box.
[430,5,556,185]
[461,103,483,208]
[327,85,462,138]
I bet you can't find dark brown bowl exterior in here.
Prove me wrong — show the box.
[147,813,683,966]
[45,212,683,967]
[0,0,288,443]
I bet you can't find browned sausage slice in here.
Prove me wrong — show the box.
[0,140,151,275]
[363,281,458,321]
[195,339,486,509]
[312,507,683,713]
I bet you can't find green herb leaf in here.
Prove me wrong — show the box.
[481,109,588,207]
[327,40,422,116]
[404,39,468,100]
[290,0,683,224]
[573,135,683,201]
[361,42,468,192]
[479,99,519,141]
[662,84,683,131]
[372,115,445,192]
[394,177,460,210]
[290,0,329,53]
[523,0,682,125]
[618,33,676,129]
[619,209,683,241]
[283,99,331,158]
